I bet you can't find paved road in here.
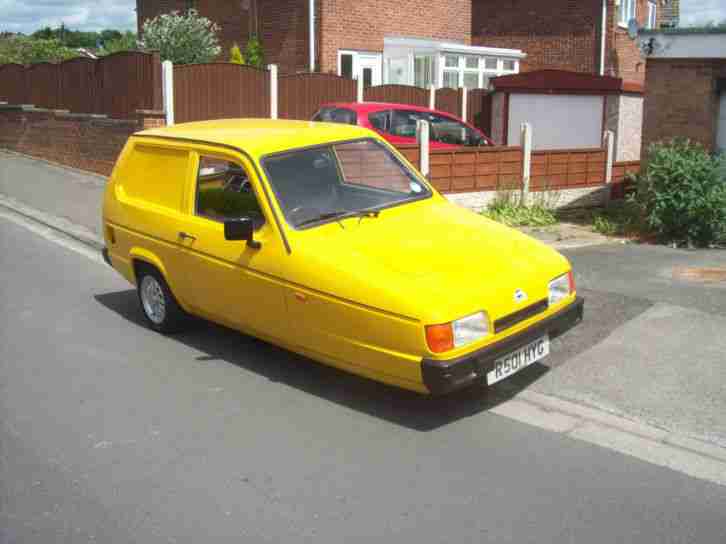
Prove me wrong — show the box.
[3,216,726,543]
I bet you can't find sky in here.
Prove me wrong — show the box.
[0,0,724,35]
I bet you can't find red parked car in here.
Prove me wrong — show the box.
[312,102,495,149]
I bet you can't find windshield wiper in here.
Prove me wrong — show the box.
[295,208,380,228]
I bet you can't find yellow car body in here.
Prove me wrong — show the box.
[102,119,583,395]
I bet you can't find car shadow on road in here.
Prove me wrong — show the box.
[95,289,550,432]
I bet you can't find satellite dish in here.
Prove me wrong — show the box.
[627,18,640,40]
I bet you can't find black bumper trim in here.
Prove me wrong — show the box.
[421,296,584,395]
[101,247,112,267]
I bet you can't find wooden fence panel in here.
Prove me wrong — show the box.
[417,146,523,193]
[0,51,161,118]
[26,63,60,110]
[531,148,607,191]
[174,63,270,123]
[0,64,27,104]
[364,84,428,107]
[97,52,162,119]
[279,73,356,120]
[435,88,461,116]
[58,58,98,115]
[467,89,492,135]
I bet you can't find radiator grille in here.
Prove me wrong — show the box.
[494,299,549,333]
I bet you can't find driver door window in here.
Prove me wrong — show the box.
[195,156,265,229]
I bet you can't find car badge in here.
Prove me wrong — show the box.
[514,289,528,303]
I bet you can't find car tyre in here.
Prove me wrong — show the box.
[136,266,190,334]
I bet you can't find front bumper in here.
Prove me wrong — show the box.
[421,296,584,395]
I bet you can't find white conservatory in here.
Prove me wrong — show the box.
[382,37,526,90]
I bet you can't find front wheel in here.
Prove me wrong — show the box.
[137,267,190,334]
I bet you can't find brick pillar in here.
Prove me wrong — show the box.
[136,110,167,130]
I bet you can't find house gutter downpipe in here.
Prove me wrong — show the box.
[600,0,607,75]
[309,0,315,72]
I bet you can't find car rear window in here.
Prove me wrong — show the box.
[312,107,358,125]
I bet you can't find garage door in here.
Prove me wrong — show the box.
[507,94,604,150]
[717,92,726,153]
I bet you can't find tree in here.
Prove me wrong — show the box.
[229,43,244,64]
[243,35,264,68]
[100,31,138,55]
[141,9,221,64]
[0,36,77,64]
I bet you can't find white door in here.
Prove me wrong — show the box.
[357,54,382,87]
[717,92,726,153]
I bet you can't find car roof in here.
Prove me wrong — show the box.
[320,101,461,118]
[136,118,375,157]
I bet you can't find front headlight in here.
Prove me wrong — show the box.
[453,312,490,347]
[426,312,490,353]
[549,271,575,306]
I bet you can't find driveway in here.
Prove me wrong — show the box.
[3,212,726,543]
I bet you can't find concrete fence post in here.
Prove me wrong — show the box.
[162,60,174,126]
[268,64,278,119]
[604,130,615,184]
[417,119,430,178]
[357,77,364,103]
[461,86,468,122]
[520,122,533,204]
[429,85,436,110]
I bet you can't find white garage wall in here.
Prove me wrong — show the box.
[507,94,604,150]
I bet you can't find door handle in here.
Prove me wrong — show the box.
[179,231,197,241]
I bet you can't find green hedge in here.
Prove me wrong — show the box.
[632,139,726,247]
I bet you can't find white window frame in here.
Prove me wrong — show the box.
[619,0,637,28]
[436,54,519,89]
[647,1,658,29]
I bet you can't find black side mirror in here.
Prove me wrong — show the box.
[224,217,261,249]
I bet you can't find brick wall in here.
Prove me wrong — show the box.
[657,0,679,28]
[0,106,165,177]
[607,0,650,84]
[137,0,468,75]
[472,0,601,74]
[318,0,471,73]
[472,0,650,83]
[642,58,726,156]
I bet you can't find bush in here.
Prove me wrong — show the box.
[141,9,221,64]
[243,36,264,68]
[631,139,726,246]
[229,43,244,64]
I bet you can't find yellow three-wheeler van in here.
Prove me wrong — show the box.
[102,119,583,395]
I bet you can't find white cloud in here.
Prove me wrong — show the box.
[0,0,136,34]
[680,0,726,26]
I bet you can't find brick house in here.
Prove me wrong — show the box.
[472,0,680,83]
[136,0,526,87]
[641,28,726,156]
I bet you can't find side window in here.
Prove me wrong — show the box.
[195,156,265,229]
[312,107,357,125]
[368,111,388,132]
[120,144,189,212]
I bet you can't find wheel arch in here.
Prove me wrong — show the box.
[129,247,169,285]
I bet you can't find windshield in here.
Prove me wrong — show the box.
[390,110,488,146]
[262,139,431,228]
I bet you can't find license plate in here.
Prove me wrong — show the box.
[486,335,550,385]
